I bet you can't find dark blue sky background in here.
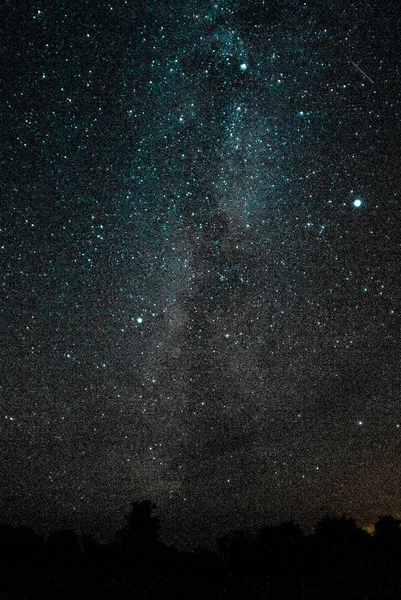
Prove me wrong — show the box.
[1,0,401,546]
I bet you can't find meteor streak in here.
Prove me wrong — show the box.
[349,59,374,84]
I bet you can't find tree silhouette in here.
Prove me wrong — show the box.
[217,530,257,599]
[5,504,401,599]
[314,515,364,541]
[310,516,371,599]
[0,523,45,598]
[116,499,160,549]
[371,516,401,597]
[46,529,81,563]
[374,515,401,563]
[375,515,401,539]
[254,522,304,599]
[111,500,165,598]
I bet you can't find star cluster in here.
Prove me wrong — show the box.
[1,0,401,546]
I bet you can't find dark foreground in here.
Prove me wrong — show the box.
[1,500,401,599]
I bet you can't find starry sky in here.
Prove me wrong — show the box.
[2,0,401,547]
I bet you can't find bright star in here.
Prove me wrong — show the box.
[240,63,247,71]
[137,317,143,324]
[353,198,363,208]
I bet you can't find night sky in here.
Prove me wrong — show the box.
[2,0,401,547]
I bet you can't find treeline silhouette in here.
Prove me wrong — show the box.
[1,501,401,599]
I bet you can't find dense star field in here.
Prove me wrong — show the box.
[1,0,401,546]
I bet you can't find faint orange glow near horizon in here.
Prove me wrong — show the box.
[361,524,375,536]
